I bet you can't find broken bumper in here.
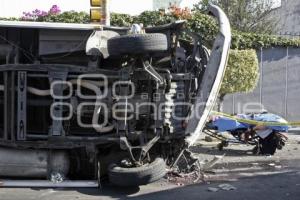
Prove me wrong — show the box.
[185,4,232,146]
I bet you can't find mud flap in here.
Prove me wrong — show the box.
[185,4,231,147]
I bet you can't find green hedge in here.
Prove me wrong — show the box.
[38,11,90,23]
[2,10,300,49]
[110,11,300,50]
[111,13,134,27]
[0,9,292,96]
[231,31,300,49]
[220,49,259,95]
[0,11,90,24]
[0,17,19,21]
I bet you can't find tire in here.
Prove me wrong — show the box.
[107,34,168,56]
[217,143,224,151]
[259,133,278,155]
[108,158,166,187]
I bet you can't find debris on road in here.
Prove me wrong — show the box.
[207,184,237,192]
[207,187,219,192]
[167,150,204,186]
[274,165,282,169]
[268,163,276,167]
[218,183,237,191]
[202,155,225,171]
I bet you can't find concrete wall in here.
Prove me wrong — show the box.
[272,0,300,36]
[223,47,300,121]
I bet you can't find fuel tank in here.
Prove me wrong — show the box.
[0,147,69,178]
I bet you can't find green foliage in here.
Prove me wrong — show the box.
[186,12,218,46]
[38,11,90,23]
[0,11,89,24]
[134,11,173,26]
[4,6,299,49]
[111,13,133,27]
[231,31,300,49]
[4,6,297,96]
[110,7,191,27]
[194,0,277,34]
[110,11,300,49]
[0,17,19,21]
[220,49,259,95]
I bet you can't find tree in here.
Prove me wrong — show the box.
[194,0,278,34]
[218,49,259,111]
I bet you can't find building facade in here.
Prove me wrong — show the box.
[272,0,300,37]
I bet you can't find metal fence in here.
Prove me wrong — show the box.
[223,47,300,121]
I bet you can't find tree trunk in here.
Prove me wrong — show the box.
[217,94,226,112]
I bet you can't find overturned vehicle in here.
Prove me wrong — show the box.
[0,5,231,187]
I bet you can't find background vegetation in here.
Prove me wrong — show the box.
[1,4,297,99]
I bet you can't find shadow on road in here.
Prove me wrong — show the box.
[75,184,141,197]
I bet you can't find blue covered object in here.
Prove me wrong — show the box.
[211,117,248,131]
[210,113,289,132]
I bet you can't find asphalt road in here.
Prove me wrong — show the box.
[0,134,300,200]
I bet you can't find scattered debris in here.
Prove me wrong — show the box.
[202,155,225,171]
[207,187,219,192]
[50,172,64,184]
[207,184,237,192]
[268,163,276,167]
[167,150,204,186]
[167,171,203,186]
[274,165,282,169]
[218,183,237,191]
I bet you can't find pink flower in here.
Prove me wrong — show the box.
[21,5,60,21]
[40,11,48,17]
[49,5,61,15]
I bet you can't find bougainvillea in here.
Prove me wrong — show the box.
[21,5,61,21]
[48,5,61,15]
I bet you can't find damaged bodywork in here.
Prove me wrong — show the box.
[0,4,231,187]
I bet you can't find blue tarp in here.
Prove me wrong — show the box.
[210,113,289,132]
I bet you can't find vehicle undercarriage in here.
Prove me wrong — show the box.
[0,5,231,187]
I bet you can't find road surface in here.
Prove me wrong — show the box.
[0,134,299,200]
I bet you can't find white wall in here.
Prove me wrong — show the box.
[0,0,154,17]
